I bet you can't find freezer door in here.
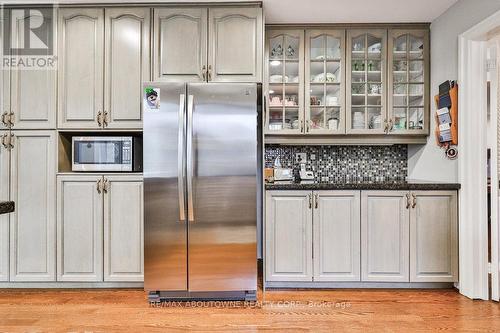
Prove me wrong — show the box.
[144,82,188,291]
[186,83,257,292]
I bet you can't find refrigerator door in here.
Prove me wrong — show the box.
[186,83,257,292]
[144,82,188,291]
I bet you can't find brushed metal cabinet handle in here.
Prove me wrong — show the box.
[202,65,206,81]
[314,193,319,209]
[97,111,103,127]
[103,179,109,193]
[405,193,410,209]
[97,179,102,194]
[9,112,14,126]
[103,111,109,127]
[8,134,14,150]
[308,194,312,209]
[207,65,212,81]
[411,193,417,208]
[1,112,9,127]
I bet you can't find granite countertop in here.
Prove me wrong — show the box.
[265,180,461,191]
[0,201,14,215]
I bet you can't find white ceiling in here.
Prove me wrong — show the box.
[262,0,458,24]
[2,0,458,23]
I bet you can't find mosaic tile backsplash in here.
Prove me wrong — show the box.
[265,145,408,183]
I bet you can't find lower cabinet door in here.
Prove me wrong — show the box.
[265,191,313,282]
[361,191,410,282]
[57,175,103,282]
[313,191,361,281]
[0,133,9,281]
[103,175,144,282]
[10,131,56,282]
[410,191,458,282]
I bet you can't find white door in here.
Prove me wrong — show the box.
[313,191,361,281]
[409,191,458,282]
[208,7,262,82]
[153,8,207,82]
[104,8,150,129]
[9,131,56,281]
[57,175,103,282]
[361,191,410,282]
[58,8,104,129]
[0,131,10,281]
[9,9,57,129]
[103,175,143,282]
[265,191,313,282]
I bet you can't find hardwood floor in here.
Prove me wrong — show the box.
[0,288,498,332]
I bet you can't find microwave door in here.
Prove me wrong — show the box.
[143,82,188,292]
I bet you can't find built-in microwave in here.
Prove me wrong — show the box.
[72,136,141,172]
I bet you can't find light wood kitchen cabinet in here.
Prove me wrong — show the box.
[0,131,9,281]
[154,6,262,83]
[58,8,104,129]
[387,29,430,135]
[313,191,360,281]
[410,191,458,282]
[305,29,346,134]
[9,131,56,282]
[346,29,388,134]
[208,7,262,82]
[361,191,409,282]
[1,9,57,130]
[57,175,103,282]
[103,175,144,282]
[265,29,305,134]
[104,8,150,129]
[265,191,313,281]
[153,8,207,82]
[57,174,143,282]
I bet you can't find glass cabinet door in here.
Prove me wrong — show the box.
[305,29,345,134]
[265,30,304,134]
[346,30,387,134]
[388,30,429,135]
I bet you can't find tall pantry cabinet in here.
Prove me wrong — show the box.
[1,8,57,282]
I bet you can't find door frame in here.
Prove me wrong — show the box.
[458,9,500,300]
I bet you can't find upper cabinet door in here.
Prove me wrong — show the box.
[9,8,57,129]
[153,8,207,82]
[410,191,458,282]
[103,175,144,282]
[388,29,430,135]
[346,29,387,135]
[313,191,360,281]
[305,29,346,135]
[10,131,56,282]
[265,29,304,135]
[361,191,409,282]
[58,8,104,129]
[208,7,262,82]
[265,191,313,282]
[104,8,150,129]
[0,132,9,281]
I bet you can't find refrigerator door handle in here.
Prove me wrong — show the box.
[186,94,195,222]
[178,93,186,222]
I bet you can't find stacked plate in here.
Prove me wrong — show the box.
[369,115,381,129]
[352,111,365,129]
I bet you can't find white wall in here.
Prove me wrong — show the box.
[408,0,500,182]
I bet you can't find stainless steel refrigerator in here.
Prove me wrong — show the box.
[143,82,259,301]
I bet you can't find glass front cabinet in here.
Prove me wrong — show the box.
[388,29,430,135]
[265,29,304,134]
[265,27,429,138]
[346,29,387,134]
[305,30,345,134]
